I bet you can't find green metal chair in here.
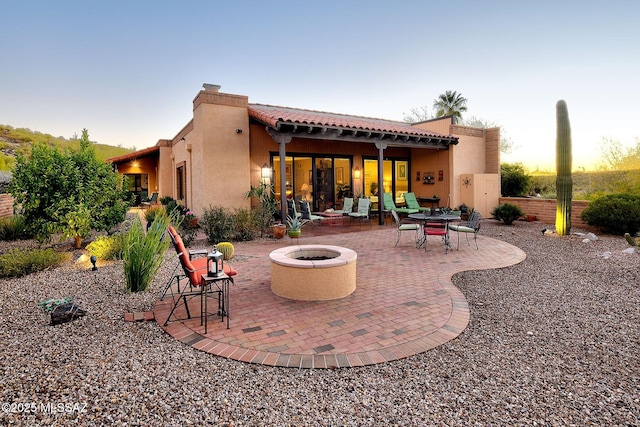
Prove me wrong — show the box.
[402,192,429,212]
[348,198,371,227]
[333,197,354,215]
[383,192,419,216]
[449,211,482,250]
[391,210,420,247]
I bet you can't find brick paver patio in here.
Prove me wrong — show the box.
[155,222,526,368]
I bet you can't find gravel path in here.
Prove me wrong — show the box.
[0,220,638,426]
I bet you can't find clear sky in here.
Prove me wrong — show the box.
[2,0,638,171]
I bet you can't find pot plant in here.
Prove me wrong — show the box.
[273,223,287,239]
[286,215,307,238]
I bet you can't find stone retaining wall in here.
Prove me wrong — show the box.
[499,197,591,228]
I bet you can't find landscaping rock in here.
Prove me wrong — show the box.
[50,302,86,325]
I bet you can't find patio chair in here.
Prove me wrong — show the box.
[449,211,482,250]
[299,201,323,225]
[333,197,354,215]
[402,192,429,213]
[141,192,158,209]
[348,198,371,227]
[423,226,449,253]
[391,210,420,247]
[160,226,207,300]
[383,192,419,217]
[163,226,237,325]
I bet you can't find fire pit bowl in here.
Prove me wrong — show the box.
[269,245,357,301]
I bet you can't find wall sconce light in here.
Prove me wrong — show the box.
[354,167,361,180]
[236,129,243,134]
[261,163,271,181]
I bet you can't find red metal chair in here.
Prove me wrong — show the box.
[424,226,449,254]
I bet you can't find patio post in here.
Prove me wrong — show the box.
[375,141,387,225]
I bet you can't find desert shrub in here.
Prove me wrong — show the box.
[491,203,524,225]
[0,248,70,278]
[580,193,640,235]
[123,215,170,292]
[202,206,236,244]
[233,208,258,241]
[144,206,167,223]
[159,195,174,205]
[501,163,531,197]
[87,233,126,260]
[0,215,30,240]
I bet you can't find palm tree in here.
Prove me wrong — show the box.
[433,90,468,123]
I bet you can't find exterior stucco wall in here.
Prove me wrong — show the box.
[187,91,251,216]
[410,148,451,204]
[410,119,497,210]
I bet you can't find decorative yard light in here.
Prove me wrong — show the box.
[207,245,224,277]
[90,255,98,271]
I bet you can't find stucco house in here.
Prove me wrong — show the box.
[107,84,500,224]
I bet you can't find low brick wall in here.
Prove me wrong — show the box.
[499,197,591,228]
[0,193,13,218]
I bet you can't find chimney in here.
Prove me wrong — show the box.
[203,83,221,92]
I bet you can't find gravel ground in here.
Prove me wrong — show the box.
[0,220,638,426]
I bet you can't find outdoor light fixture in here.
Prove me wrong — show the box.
[90,255,98,271]
[354,167,361,179]
[207,246,224,277]
[261,163,271,181]
[236,128,243,134]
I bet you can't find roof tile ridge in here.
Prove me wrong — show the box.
[249,103,406,125]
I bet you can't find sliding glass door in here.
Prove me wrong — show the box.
[273,154,352,212]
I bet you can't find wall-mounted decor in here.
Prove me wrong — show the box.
[423,172,435,185]
[397,163,407,181]
[438,170,444,181]
[416,171,421,181]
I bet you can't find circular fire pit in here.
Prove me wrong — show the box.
[269,245,357,301]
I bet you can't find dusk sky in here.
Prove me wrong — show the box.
[2,0,638,171]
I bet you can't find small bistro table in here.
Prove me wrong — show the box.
[408,213,462,252]
[200,273,233,332]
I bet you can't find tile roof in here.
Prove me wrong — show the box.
[105,145,159,163]
[248,104,456,140]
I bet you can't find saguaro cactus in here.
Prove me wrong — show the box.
[555,100,572,236]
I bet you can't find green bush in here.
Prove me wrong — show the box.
[144,206,167,223]
[233,208,258,241]
[159,196,174,205]
[491,203,524,225]
[0,248,70,278]
[501,163,531,196]
[123,215,170,292]
[580,193,640,235]
[202,205,236,244]
[86,233,126,260]
[0,215,31,241]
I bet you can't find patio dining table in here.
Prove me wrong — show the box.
[408,213,462,251]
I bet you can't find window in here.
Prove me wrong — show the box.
[176,164,185,202]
